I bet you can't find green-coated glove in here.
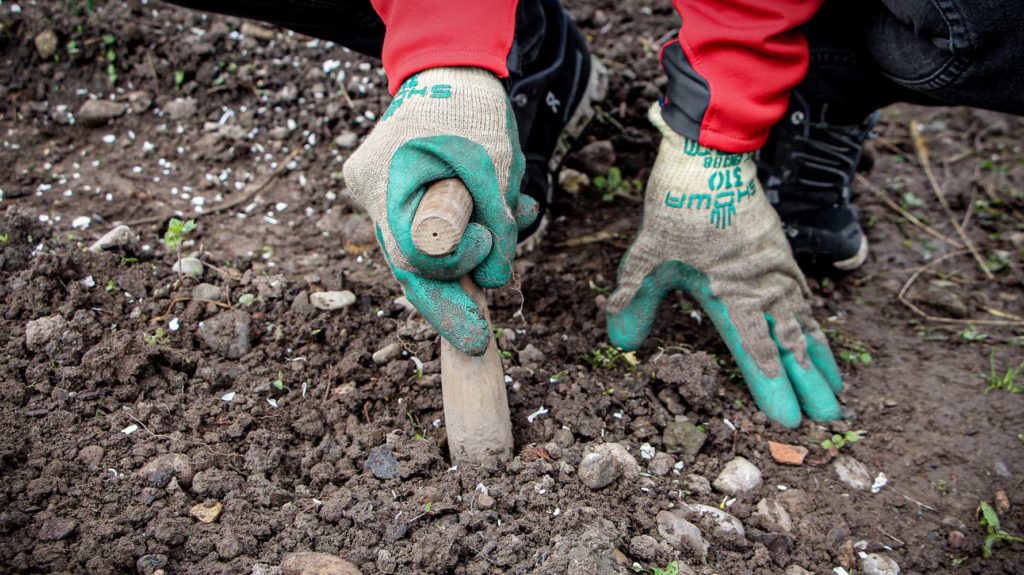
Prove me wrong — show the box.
[344,68,537,356]
[606,103,844,428]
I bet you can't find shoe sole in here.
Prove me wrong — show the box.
[519,56,609,254]
[832,235,869,271]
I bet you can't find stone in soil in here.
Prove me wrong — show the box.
[662,419,706,460]
[578,451,620,489]
[784,567,813,575]
[127,90,153,112]
[191,283,223,301]
[310,290,356,310]
[995,489,1010,514]
[77,99,128,126]
[34,29,59,59]
[281,552,361,575]
[833,455,872,490]
[593,442,640,479]
[89,224,139,252]
[371,342,403,365]
[648,452,676,476]
[476,493,495,510]
[947,530,966,549]
[575,140,615,176]
[139,453,195,487]
[189,501,223,523]
[713,456,763,495]
[656,509,709,560]
[685,474,712,496]
[679,503,745,538]
[163,97,197,120]
[364,444,399,479]
[171,256,204,277]
[558,167,590,194]
[753,498,793,533]
[518,343,545,366]
[198,310,252,359]
[553,427,575,448]
[860,553,901,575]
[334,131,359,148]
[240,21,277,40]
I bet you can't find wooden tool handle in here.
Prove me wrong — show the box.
[440,277,514,466]
[411,179,474,256]
[411,178,513,467]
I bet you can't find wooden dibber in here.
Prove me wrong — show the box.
[411,179,514,466]
[411,178,474,256]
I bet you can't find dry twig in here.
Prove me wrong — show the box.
[856,174,962,249]
[909,121,993,279]
[897,250,1024,327]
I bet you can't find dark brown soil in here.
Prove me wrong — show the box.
[1,1,1023,574]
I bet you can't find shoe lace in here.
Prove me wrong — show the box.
[788,120,867,203]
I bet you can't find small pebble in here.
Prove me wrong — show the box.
[656,509,708,560]
[372,342,403,365]
[648,452,675,476]
[189,501,223,523]
[310,290,356,311]
[713,456,763,495]
[833,456,872,491]
[578,451,620,490]
[171,256,204,277]
[860,553,900,575]
[89,225,138,252]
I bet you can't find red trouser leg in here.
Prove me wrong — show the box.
[371,0,520,95]
[661,0,824,153]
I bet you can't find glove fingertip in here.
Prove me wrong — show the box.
[515,194,539,231]
[606,309,648,352]
[453,321,490,356]
[805,331,844,394]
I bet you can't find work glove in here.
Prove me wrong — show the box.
[607,103,844,428]
[344,68,537,356]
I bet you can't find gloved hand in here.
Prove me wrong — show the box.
[607,103,844,428]
[344,68,537,356]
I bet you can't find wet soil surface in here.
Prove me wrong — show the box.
[1,1,1023,574]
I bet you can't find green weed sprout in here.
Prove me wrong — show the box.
[979,501,1024,559]
[821,430,866,451]
[164,218,197,275]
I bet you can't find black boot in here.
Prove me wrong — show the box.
[758,91,878,274]
[507,0,607,244]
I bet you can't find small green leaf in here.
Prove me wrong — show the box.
[980,501,1001,531]
[238,293,256,307]
[101,34,116,45]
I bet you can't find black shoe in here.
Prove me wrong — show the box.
[758,91,878,273]
[508,0,607,246]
